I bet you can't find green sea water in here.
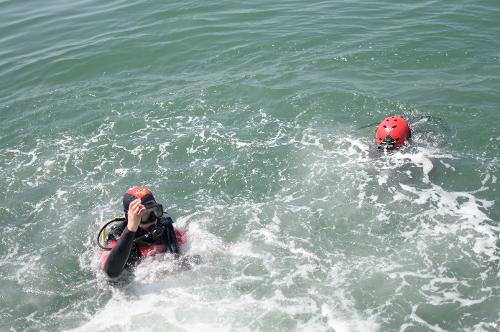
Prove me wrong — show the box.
[1,0,499,331]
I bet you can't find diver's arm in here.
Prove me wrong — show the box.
[102,228,136,278]
[103,199,145,278]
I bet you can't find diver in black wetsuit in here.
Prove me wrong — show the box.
[100,186,198,279]
[362,114,449,157]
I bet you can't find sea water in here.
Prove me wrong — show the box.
[0,0,498,331]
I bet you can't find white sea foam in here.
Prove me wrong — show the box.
[5,99,496,332]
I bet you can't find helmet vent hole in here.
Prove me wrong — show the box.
[383,125,387,128]
[392,125,397,128]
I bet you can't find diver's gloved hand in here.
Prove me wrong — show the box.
[127,199,146,232]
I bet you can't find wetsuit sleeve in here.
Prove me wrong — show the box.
[102,228,136,278]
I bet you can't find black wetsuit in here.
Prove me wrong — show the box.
[102,216,180,278]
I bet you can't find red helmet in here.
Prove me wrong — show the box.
[375,116,411,149]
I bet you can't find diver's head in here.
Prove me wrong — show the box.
[375,116,411,150]
[123,186,164,227]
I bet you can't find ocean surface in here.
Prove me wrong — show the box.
[1,0,499,331]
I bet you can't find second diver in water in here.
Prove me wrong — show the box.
[374,115,412,151]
